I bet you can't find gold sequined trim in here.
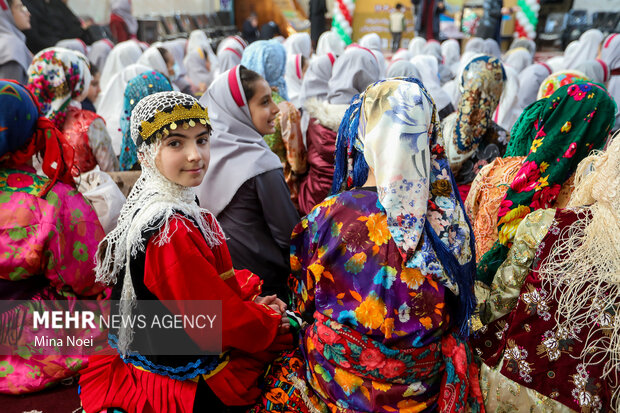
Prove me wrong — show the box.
[139,103,210,141]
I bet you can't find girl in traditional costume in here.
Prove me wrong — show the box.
[79,91,292,412]
[27,47,118,174]
[251,77,484,413]
[474,80,616,286]
[0,79,107,394]
[475,134,620,411]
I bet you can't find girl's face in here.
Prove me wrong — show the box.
[11,0,31,31]
[155,124,211,187]
[86,72,101,103]
[247,78,279,135]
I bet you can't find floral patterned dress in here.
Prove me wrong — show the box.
[474,208,615,412]
[0,166,107,394]
[251,188,483,413]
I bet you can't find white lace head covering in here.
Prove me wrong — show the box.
[316,31,345,56]
[96,91,222,355]
[197,65,283,215]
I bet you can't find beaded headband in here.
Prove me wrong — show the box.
[138,103,209,145]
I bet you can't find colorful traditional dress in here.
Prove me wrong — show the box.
[252,78,483,413]
[476,81,616,285]
[474,208,616,411]
[0,80,107,394]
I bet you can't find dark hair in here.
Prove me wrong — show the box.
[156,47,171,64]
[7,0,14,7]
[239,65,263,101]
[89,63,99,77]
[301,55,308,71]
[396,3,404,9]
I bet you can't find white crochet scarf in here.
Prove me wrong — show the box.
[95,91,222,355]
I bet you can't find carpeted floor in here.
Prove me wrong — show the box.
[1,378,81,413]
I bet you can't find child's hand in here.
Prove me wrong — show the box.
[278,315,291,335]
[255,295,287,315]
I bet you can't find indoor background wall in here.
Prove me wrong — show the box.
[67,0,220,24]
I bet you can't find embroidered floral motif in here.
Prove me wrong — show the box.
[504,340,533,383]
[521,284,552,321]
[571,364,603,411]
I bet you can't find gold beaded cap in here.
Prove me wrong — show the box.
[131,91,210,146]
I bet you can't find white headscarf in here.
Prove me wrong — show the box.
[88,39,114,71]
[197,66,283,216]
[110,0,138,35]
[502,47,533,73]
[188,30,218,70]
[184,47,214,92]
[285,53,305,107]
[411,54,452,111]
[162,38,188,76]
[316,31,345,56]
[464,37,485,54]
[493,65,520,132]
[327,46,381,105]
[359,33,382,53]
[137,46,170,78]
[300,53,334,103]
[96,91,221,355]
[564,30,605,70]
[283,32,312,58]
[99,40,143,92]
[391,49,413,64]
[600,33,620,129]
[574,59,610,84]
[216,37,245,75]
[97,63,152,155]
[441,39,461,76]
[408,37,426,56]
[515,62,553,115]
[56,38,88,56]
[387,60,421,79]
[482,39,501,58]
[0,2,31,72]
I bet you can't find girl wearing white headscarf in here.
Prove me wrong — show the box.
[87,39,114,73]
[109,0,137,42]
[359,33,387,77]
[96,63,153,155]
[187,30,218,70]
[183,47,215,95]
[502,47,532,73]
[56,38,88,55]
[574,59,611,84]
[198,65,299,299]
[442,38,461,77]
[162,38,191,93]
[482,39,501,58]
[299,53,336,146]
[299,45,381,214]
[391,48,413,64]
[98,40,143,92]
[217,41,244,75]
[424,40,455,84]
[408,36,426,56]
[411,54,454,118]
[514,62,553,116]
[0,0,32,84]
[316,30,345,56]
[567,29,605,70]
[387,59,422,78]
[284,53,307,108]
[601,33,620,130]
[464,37,485,54]
[283,32,312,58]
